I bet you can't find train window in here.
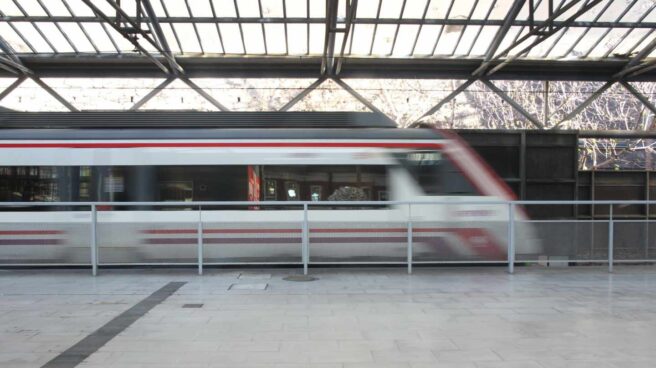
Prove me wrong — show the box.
[261,165,388,202]
[397,151,442,195]
[397,151,478,196]
[441,159,478,196]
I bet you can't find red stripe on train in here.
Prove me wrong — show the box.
[0,230,64,235]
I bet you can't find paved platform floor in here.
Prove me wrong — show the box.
[2,266,656,368]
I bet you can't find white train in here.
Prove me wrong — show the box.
[0,125,539,265]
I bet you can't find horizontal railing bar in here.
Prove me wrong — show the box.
[2,200,656,207]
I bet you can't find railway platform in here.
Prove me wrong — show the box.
[1,266,656,367]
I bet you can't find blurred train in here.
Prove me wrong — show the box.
[0,112,539,265]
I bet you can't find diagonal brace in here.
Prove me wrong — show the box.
[482,79,544,128]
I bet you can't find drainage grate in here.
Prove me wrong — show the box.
[283,275,318,282]
[182,303,204,308]
[229,283,268,290]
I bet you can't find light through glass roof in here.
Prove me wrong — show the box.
[0,0,653,60]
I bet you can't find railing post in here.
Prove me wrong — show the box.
[608,204,614,273]
[507,202,515,274]
[302,203,309,275]
[407,203,413,275]
[90,204,97,276]
[197,205,203,276]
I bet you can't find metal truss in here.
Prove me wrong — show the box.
[79,0,228,111]
[555,35,656,129]
[416,0,609,128]
[0,36,78,111]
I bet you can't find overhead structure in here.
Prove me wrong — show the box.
[0,0,655,127]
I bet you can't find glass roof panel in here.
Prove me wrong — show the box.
[449,0,476,19]
[241,23,266,54]
[0,22,34,53]
[236,0,262,17]
[587,28,630,58]
[425,0,449,19]
[81,22,117,53]
[350,24,374,55]
[597,0,632,22]
[11,22,51,53]
[161,23,182,53]
[173,23,203,53]
[471,0,495,19]
[196,24,224,53]
[469,25,498,56]
[610,29,651,57]
[219,23,245,53]
[264,23,286,54]
[285,0,307,17]
[41,0,70,16]
[187,0,214,17]
[308,23,324,54]
[575,0,609,21]
[619,1,650,22]
[17,0,47,17]
[212,0,238,17]
[356,0,380,18]
[63,0,94,16]
[413,24,441,55]
[392,25,420,56]
[434,27,461,55]
[488,0,513,20]
[286,23,307,54]
[547,27,587,58]
[35,23,75,53]
[308,0,325,18]
[379,0,405,19]
[454,26,482,56]
[402,0,429,18]
[371,24,396,55]
[0,2,23,16]
[261,0,284,17]
[149,0,168,17]
[569,28,609,58]
[162,0,191,17]
[59,23,96,53]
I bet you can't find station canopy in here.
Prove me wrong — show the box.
[0,0,655,81]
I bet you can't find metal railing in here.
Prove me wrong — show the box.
[0,199,654,276]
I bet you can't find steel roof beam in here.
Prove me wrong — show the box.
[334,0,358,75]
[9,16,656,29]
[140,0,185,75]
[321,0,339,75]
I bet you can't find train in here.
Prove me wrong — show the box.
[0,112,540,265]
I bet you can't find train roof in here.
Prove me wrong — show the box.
[0,111,396,129]
[0,111,443,141]
[0,127,442,141]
